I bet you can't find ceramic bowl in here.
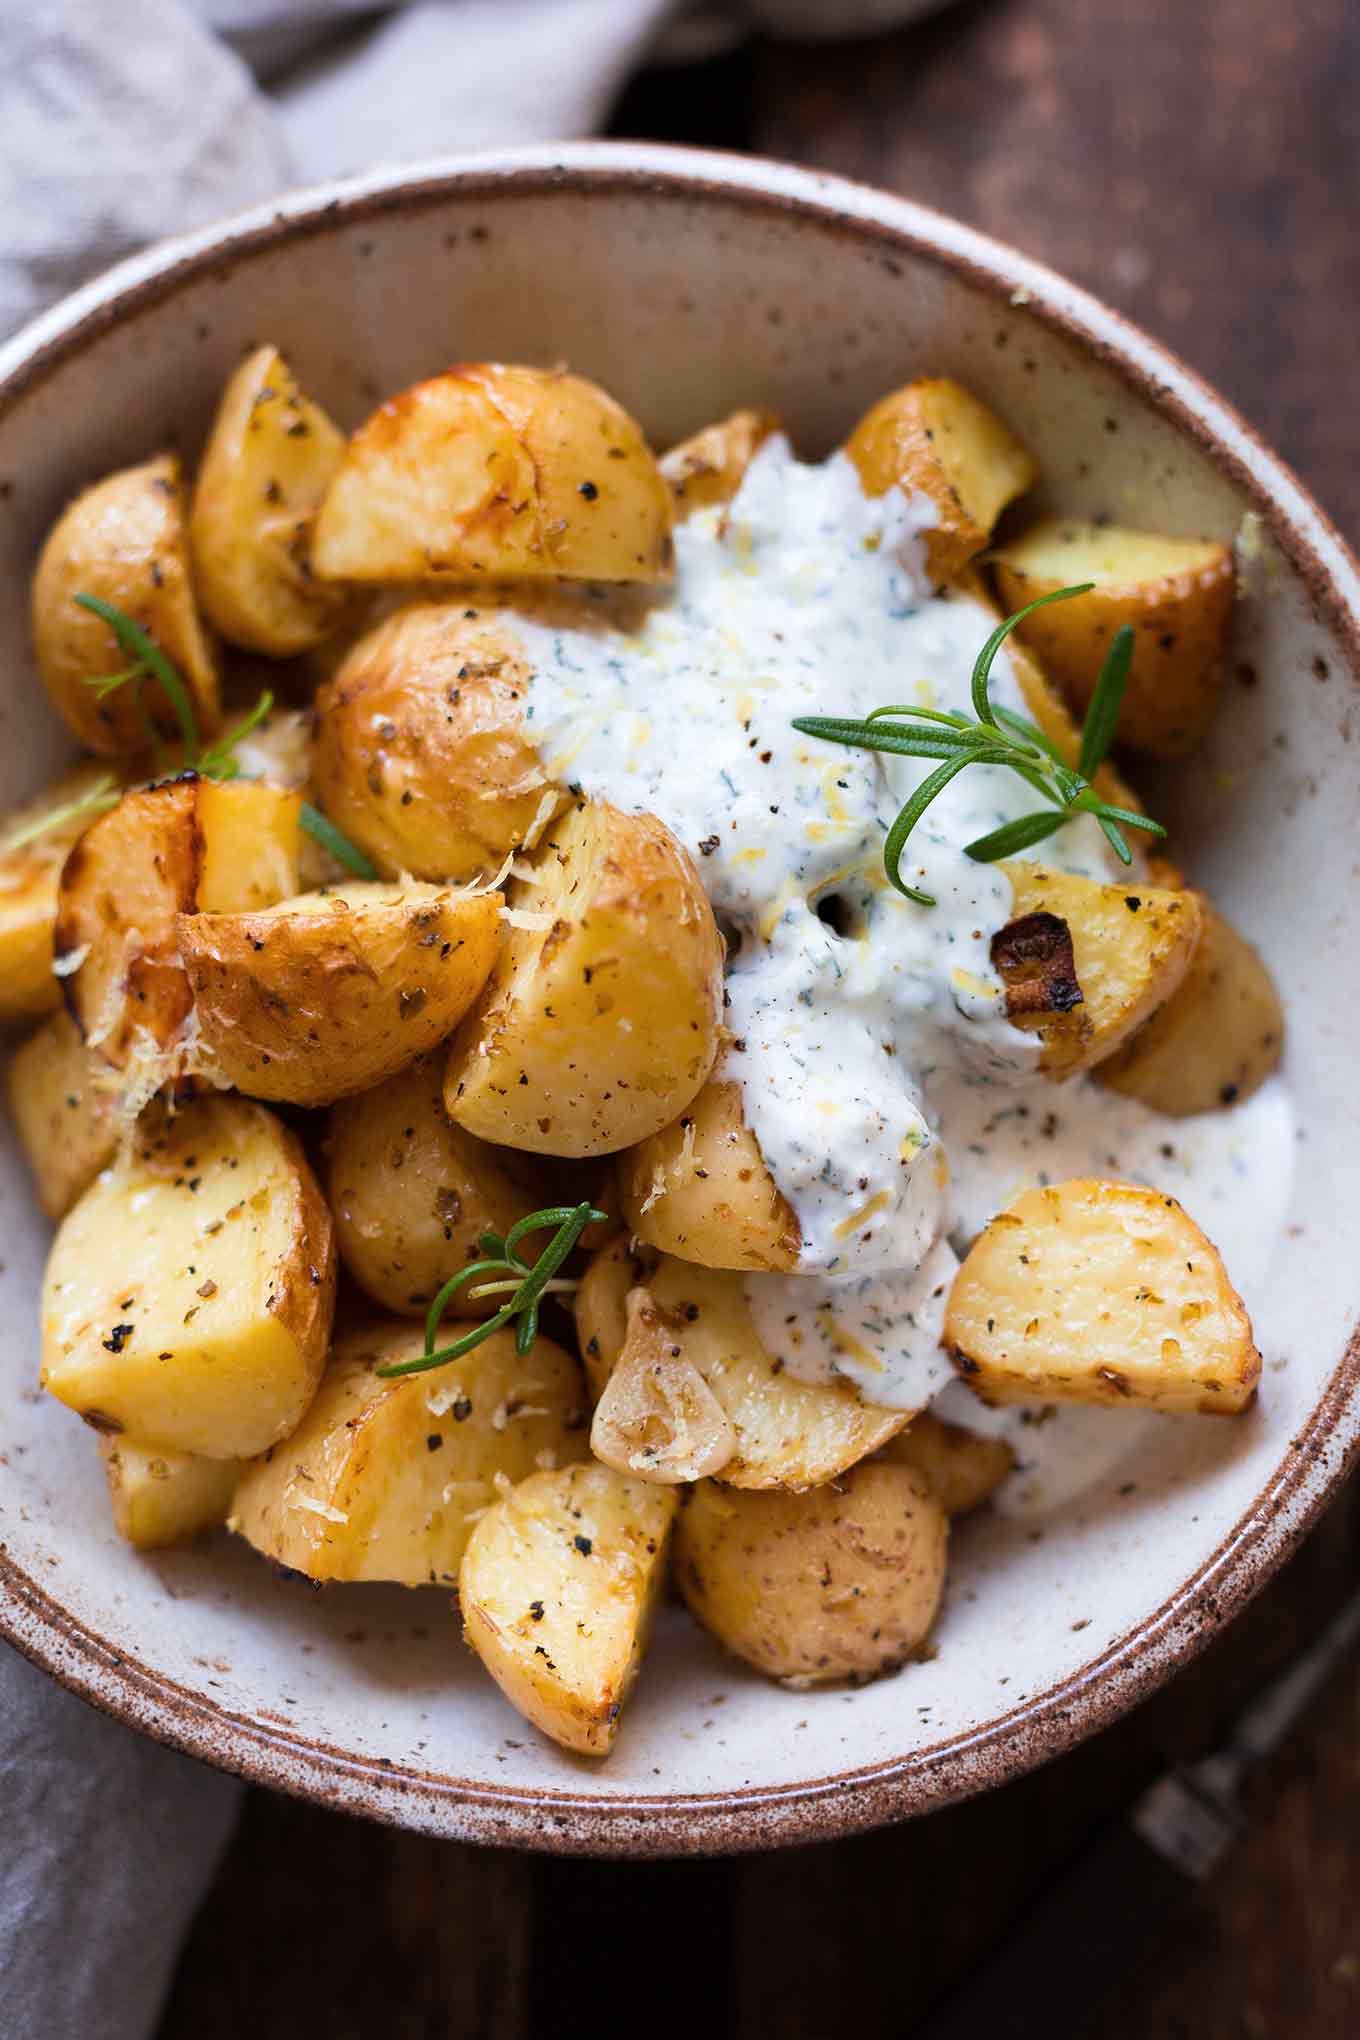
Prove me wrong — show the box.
[1,143,1356,1855]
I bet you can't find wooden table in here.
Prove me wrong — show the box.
[160,4,1360,2033]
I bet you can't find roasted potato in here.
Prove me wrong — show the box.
[32,454,220,755]
[877,1411,1015,1515]
[661,408,781,518]
[178,879,500,1107]
[42,1095,336,1458]
[312,364,673,586]
[845,378,1036,586]
[581,1247,908,1489]
[994,862,1204,1077]
[190,344,348,655]
[574,1232,652,1402]
[9,1008,119,1219]
[992,520,1234,756]
[55,775,302,1098]
[327,1054,562,1314]
[945,1176,1260,1414]
[674,1463,949,1686]
[459,1461,677,1756]
[1097,899,1283,1116]
[0,763,126,1022]
[618,1076,801,1272]
[231,1320,588,1586]
[445,800,723,1157]
[99,1436,238,1551]
[591,1286,738,1484]
[311,602,564,882]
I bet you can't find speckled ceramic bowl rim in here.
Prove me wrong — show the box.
[1,142,1357,1857]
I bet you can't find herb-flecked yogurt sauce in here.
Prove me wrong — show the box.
[506,438,1294,1452]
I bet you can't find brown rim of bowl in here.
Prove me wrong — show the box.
[1,144,1357,1856]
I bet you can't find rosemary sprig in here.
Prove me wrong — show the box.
[69,593,376,876]
[791,585,1165,907]
[1,774,120,855]
[375,1202,608,1380]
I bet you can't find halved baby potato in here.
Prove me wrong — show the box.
[42,1094,336,1458]
[1096,898,1283,1116]
[312,364,674,586]
[845,378,1037,586]
[99,1436,239,1551]
[178,879,501,1108]
[190,344,348,655]
[459,1461,677,1757]
[877,1411,1015,1516]
[9,1008,119,1219]
[674,1462,949,1686]
[661,408,782,518]
[945,1176,1260,1415]
[231,1320,588,1586]
[32,453,220,755]
[445,800,724,1157]
[312,602,564,882]
[992,520,1235,756]
[580,1245,909,1489]
[327,1054,562,1315]
[0,762,127,1022]
[995,862,1204,1077]
[618,1076,800,1272]
[55,775,302,1097]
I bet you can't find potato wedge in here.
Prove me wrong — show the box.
[190,344,348,655]
[661,408,781,518]
[845,378,1036,586]
[674,1463,948,1685]
[460,1462,676,1757]
[591,1286,738,1484]
[945,1177,1260,1414]
[445,800,723,1157]
[1097,899,1283,1116]
[0,763,127,1022]
[232,1320,588,1586]
[42,1095,336,1457]
[994,863,1204,1077]
[327,1054,562,1314]
[574,1232,653,1402]
[618,1077,801,1272]
[580,1248,908,1489]
[877,1411,1015,1515]
[312,602,564,882]
[99,1436,238,1551]
[32,454,220,756]
[312,365,673,586]
[55,775,302,1098]
[992,520,1234,756]
[9,1008,119,1219]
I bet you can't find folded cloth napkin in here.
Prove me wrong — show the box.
[0,2,960,2034]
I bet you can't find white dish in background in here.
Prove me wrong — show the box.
[0,142,1356,1853]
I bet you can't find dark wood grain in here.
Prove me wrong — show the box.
[160,5,1360,2035]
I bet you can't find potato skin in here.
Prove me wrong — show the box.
[459,1462,677,1756]
[190,344,348,656]
[878,1411,1015,1515]
[1096,899,1283,1116]
[179,880,501,1107]
[42,1095,336,1458]
[660,409,781,518]
[997,862,1204,1077]
[992,520,1234,757]
[618,1077,801,1272]
[312,364,674,586]
[32,454,220,755]
[327,1054,561,1314]
[675,1464,949,1686]
[945,1177,1260,1415]
[312,601,563,882]
[9,1008,119,1219]
[845,378,1036,586]
[232,1320,588,1586]
[445,801,724,1157]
